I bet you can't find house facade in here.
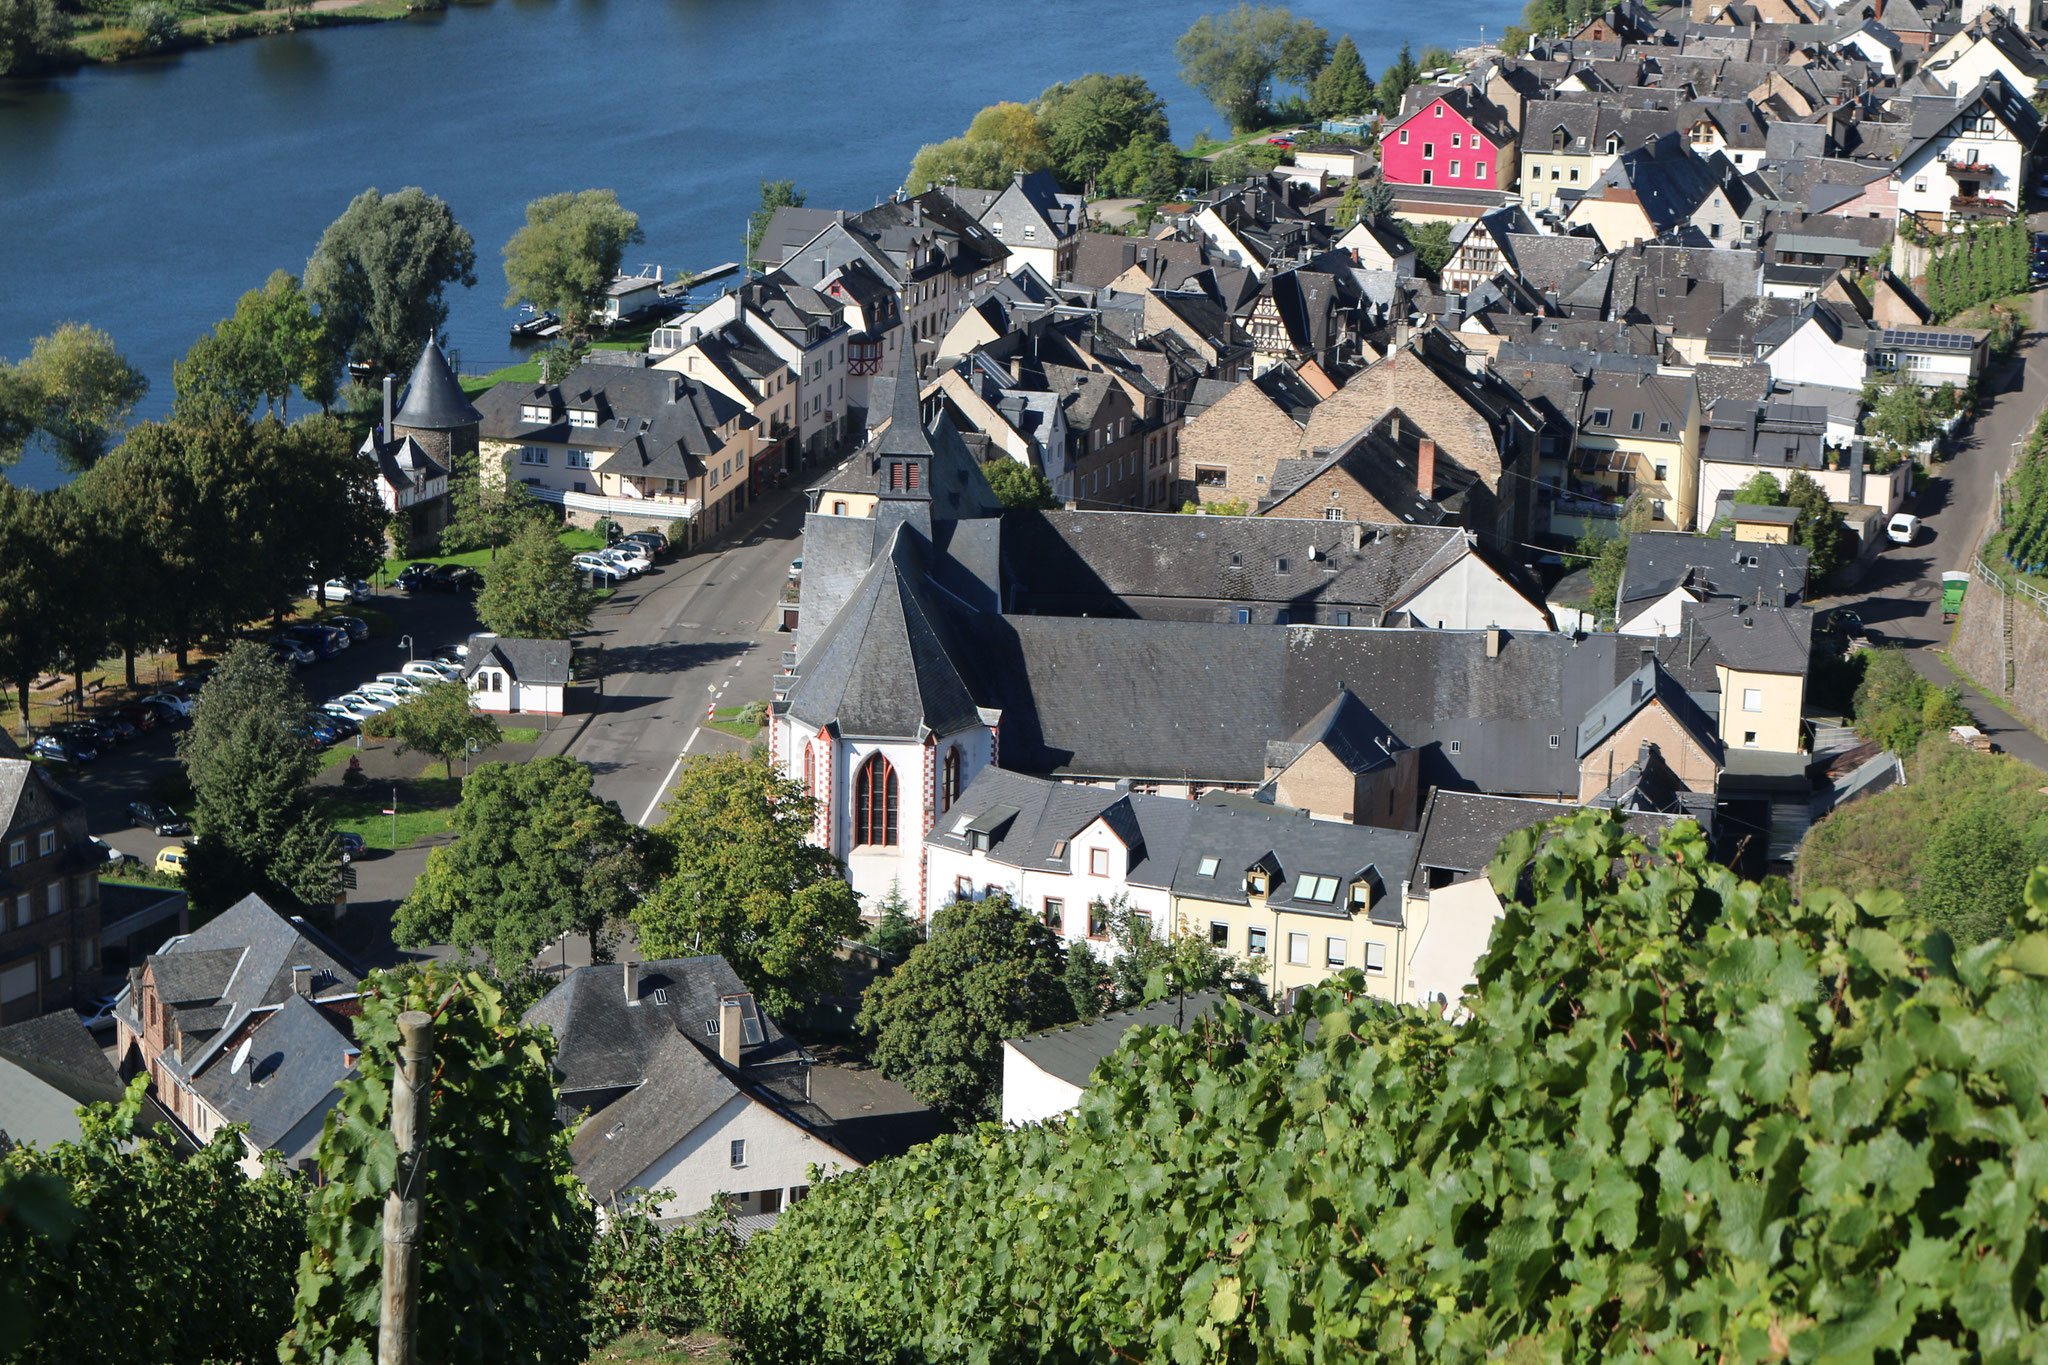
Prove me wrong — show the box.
[1381,88,1519,194]
[464,635,571,717]
[0,758,98,1025]
[1890,74,2041,229]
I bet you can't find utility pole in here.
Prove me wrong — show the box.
[377,1010,434,1365]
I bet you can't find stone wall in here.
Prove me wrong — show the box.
[1949,562,2048,731]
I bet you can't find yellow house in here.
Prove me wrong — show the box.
[1689,600,1811,753]
[1570,371,1702,531]
[1166,803,1421,1005]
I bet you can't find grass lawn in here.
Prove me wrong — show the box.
[585,1331,735,1364]
[377,527,605,585]
[321,775,462,851]
[498,726,541,745]
[707,704,762,741]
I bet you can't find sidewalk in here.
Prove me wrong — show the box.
[1909,649,2048,772]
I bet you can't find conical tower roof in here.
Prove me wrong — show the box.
[394,335,482,432]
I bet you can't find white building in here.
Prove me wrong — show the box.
[1889,73,2040,229]
[1000,992,1258,1126]
[462,635,570,717]
[529,960,861,1225]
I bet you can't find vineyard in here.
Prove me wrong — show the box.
[1921,218,2030,320]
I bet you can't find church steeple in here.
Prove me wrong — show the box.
[875,371,933,502]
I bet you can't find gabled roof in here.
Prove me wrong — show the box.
[187,992,352,1159]
[1006,991,1256,1090]
[1576,658,1724,760]
[1167,800,1421,915]
[566,1027,745,1203]
[1682,598,1813,673]
[524,956,796,1097]
[462,635,571,687]
[0,757,80,841]
[1894,72,2043,169]
[394,337,482,432]
[1267,688,1405,775]
[358,431,447,495]
[785,524,985,740]
[1620,529,1809,612]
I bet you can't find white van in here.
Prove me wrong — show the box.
[1887,513,1920,545]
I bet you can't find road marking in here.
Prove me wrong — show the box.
[639,750,687,827]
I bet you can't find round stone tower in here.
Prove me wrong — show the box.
[390,335,482,472]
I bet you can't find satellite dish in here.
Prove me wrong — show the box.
[230,1038,252,1075]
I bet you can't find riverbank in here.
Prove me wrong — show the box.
[35,0,424,72]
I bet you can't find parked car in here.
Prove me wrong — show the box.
[269,643,304,671]
[96,714,141,744]
[323,699,381,724]
[269,636,316,666]
[78,993,122,1031]
[371,672,425,695]
[595,550,643,578]
[306,577,368,602]
[338,832,366,864]
[572,553,615,575]
[154,845,190,878]
[430,564,483,592]
[138,690,193,717]
[624,530,666,553]
[325,615,370,641]
[788,557,804,579]
[402,660,463,685]
[607,545,653,573]
[85,837,133,868]
[432,640,473,664]
[32,734,92,763]
[128,801,191,836]
[1888,513,1921,545]
[397,562,439,592]
[115,703,159,733]
[1265,135,1293,146]
[328,692,392,716]
[357,683,411,707]
[72,718,125,749]
[139,699,190,729]
[311,709,359,738]
[284,626,347,659]
[300,715,346,745]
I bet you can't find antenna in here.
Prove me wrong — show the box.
[230,1037,252,1075]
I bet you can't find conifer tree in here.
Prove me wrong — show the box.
[1311,34,1371,119]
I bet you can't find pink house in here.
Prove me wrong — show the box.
[1380,88,1519,195]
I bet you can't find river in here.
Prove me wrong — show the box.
[0,0,1524,490]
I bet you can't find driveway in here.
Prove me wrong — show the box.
[1818,276,2048,769]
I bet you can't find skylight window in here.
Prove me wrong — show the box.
[1297,875,1340,903]
[1591,408,1611,427]
[1196,856,1219,877]
[950,811,974,834]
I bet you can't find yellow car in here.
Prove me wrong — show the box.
[154,845,189,878]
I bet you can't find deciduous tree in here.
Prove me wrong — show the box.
[306,186,477,378]
[1099,133,1184,200]
[1036,73,1169,190]
[502,189,647,336]
[1175,4,1331,132]
[982,458,1058,510]
[396,755,645,974]
[9,322,148,472]
[384,681,502,779]
[856,891,1074,1122]
[474,519,593,639]
[1915,804,2033,943]
[0,0,68,78]
[172,271,334,421]
[746,178,805,265]
[636,750,862,1018]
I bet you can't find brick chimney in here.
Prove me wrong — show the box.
[292,964,312,998]
[718,995,745,1066]
[1416,438,1437,496]
[623,960,639,1004]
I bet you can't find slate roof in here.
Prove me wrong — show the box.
[1576,658,1724,761]
[566,1027,745,1203]
[394,338,482,432]
[1267,688,1405,776]
[1684,599,1813,674]
[1894,74,2043,170]
[359,431,447,495]
[187,993,352,1159]
[524,956,798,1099]
[1620,529,1810,612]
[463,635,571,687]
[1701,400,1829,469]
[1,757,80,840]
[1168,801,1422,919]
[0,1009,126,1111]
[1268,426,1453,528]
[1415,791,1579,880]
[785,525,986,740]
[473,364,743,483]
[753,206,845,268]
[930,769,1196,887]
[1006,991,1255,1091]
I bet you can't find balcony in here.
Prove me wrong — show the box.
[521,485,701,522]
[1943,157,1990,178]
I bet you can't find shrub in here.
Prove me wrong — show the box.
[129,2,179,49]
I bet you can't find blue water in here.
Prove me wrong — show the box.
[0,0,1522,489]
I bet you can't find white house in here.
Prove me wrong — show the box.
[1000,992,1255,1126]
[531,960,862,1226]
[462,635,570,717]
[1335,217,1419,275]
[1922,17,2048,100]
[1889,73,2040,229]
[1758,304,1871,393]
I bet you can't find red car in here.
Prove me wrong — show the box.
[1266,135,1293,146]
[117,703,159,733]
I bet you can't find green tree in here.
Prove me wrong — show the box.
[636,750,863,1018]
[1916,805,2033,944]
[733,812,2048,1361]
[502,189,647,336]
[39,487,112,710]
[1311,33,1371,118]
[0,1077,307,1365]
[1036,73,1169,190]
[1405,218,1453,278]
[0,0,67,77]
[1358,174,1396,222]
[178,640,338,912]
[67,450,158,687]
[863,881,926,960]
[396,755,645,975]
[1783,469,1849,585]
[279,966,593,1365]
[1732,469,1786,506]
[1864,371,1935,454]
[6,322,148,473]
[905,136,1008,194]
[1175,4,1332,132]
[1332,177,1364,228]
[473,519,594,639]
[1099,133,1184,200]
[305,186,478,378]
[1375,41,1419,113]
[857,891,1074,1122]
[1063,938,1114,1020]
[1095,896,1263,1010]
[283,413,389,600]
[441,457,549,558]
[1418,44,1456,71]
[172,270,334,421]
[384,681,502,778]
[746,178,805,265]
[966,101,1052,173]
[0,484,59,737]
[983,457,1059,509]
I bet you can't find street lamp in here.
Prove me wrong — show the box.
[400,634,413,663]
[545,656,560,733]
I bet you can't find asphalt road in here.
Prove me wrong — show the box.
[1820,272,2048,770]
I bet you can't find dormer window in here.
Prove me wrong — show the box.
[520,404,550,423]
[567,408,597,428]
[1605,136,1620,154]
[1248,870,1270,895]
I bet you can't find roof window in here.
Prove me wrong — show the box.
[1296,874,1340,903]
[1630,412,1644,431]
[1196,856,1219,877]
[1591,408,1611,426]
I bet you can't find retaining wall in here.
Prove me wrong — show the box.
[1949,558,2048,731]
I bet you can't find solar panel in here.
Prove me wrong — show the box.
[1880,328,1975,351]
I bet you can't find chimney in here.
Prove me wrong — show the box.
[292,964,312,998]
[1848,449,1866,504]
[1350,523,1366,552]
[1416,438,1437,497]
[1485,626,1503,658]
[381,375,394,442]
[718,995,745,1066]
[623,960,639,1004]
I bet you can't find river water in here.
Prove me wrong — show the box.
[0,0,1523,490]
